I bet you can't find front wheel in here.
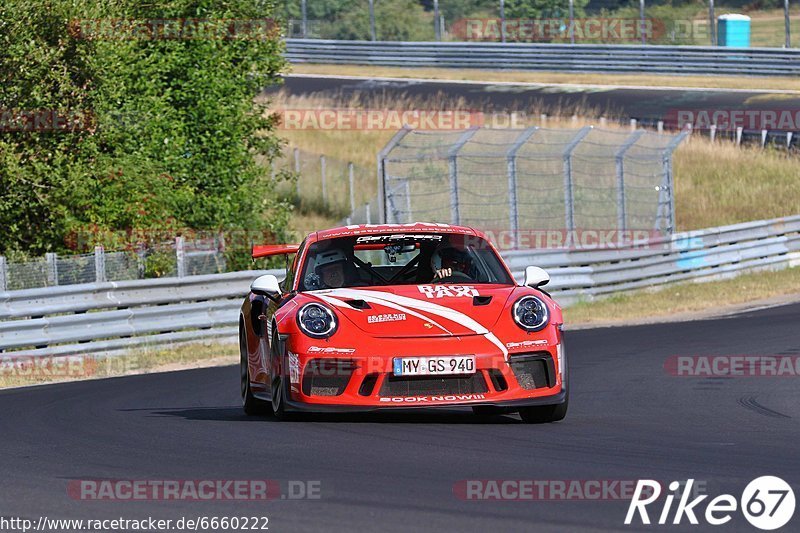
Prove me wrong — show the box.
[518,396,568,423]
[270,331,292,421]
[241,327,269,416]
[519,340,568,423]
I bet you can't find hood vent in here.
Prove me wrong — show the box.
[473,295,493,306]
[345,299,371,310]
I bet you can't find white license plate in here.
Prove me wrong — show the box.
[392,356,476,376]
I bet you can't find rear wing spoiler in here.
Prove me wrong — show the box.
[252,244,300,259]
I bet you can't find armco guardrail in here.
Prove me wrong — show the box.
[0,270,278,358]
[505,215,800,305]
[285,39,800,76]
[1,215,798,359]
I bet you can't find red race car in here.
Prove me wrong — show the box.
[239,222,567,423]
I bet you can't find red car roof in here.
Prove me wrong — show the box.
[313,222,481,242]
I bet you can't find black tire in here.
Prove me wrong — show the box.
[518,396,568,424]
[270,331,293,421]
[241,326,269,416]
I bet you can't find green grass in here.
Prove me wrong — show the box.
[564,265,800,326]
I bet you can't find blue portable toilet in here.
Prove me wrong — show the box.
[717,14,751,47]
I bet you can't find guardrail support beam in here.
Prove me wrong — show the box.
[447,127,479,225]
[94,246,106,283]
[506,126,539,249]
[615,130,645,240]
[562,127,592,233]
[0,256,6,292]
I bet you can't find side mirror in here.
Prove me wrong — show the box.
[523,266,550,288]
[250,274,281,300]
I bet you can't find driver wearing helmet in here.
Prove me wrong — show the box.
[309,248,348,289]
[431,245,473,281]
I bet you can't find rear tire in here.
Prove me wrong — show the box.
[241,327,269,416]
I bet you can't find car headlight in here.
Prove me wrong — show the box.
[297,303,338,338]
[512,296,549,332]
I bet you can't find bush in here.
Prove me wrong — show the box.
[0,0,291,268]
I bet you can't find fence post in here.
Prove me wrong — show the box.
[365,202,372,225]
[176,236,186,278]
[640,0,647,45]
[499,0,506,43]
[562,127,592,233]
[369,0,376,41]
[137,245,146,279]
[736,126,743,146]
[709,0,716,45]
[660,130,690,233]
[320,155,327,206]
[761,130,768,148]
[377,126,412,223]
[615,130,645,241]
[568,0,575,44]
[434,0,441,41]
[294,147,301,197]
[657,120,664,134]
[94,245,106,283]
[785,0,791,48]
[0,256,6,292]
[348,162,356,217]
[787,132,793,149]
[301,0,307,38]
[710,124,717,143]
[506,127,539,249]
[46,252,58,286]
[448,128,479,225]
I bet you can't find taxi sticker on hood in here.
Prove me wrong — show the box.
[418,285,478,299]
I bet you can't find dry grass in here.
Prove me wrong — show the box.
[564,266,800,326]
[0,341,236,390]
[291,64,800,92]
[673,137,800,229]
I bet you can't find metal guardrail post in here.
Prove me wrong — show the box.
[369,0,376,41]
[348,162,356,217]
[660,130,690,232]
[45,252,58,286]
[615,130,645,239]
[377,126,412,224]
[506,127,539,249]
[320,155,327,206]
[94,246,106,283]
[499,0,506,43]
[434,0,441,41]
[709,0,717,45]
[0,256,6,292]
[294,147,301,197]
[562,127,592,233]
[176,236,186,278]
[447,127,479,225]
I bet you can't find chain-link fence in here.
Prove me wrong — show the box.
[379,126,687,247]
[281,0,798,48]
[0,237,227,291]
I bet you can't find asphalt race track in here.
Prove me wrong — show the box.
[273,74,800,128]
[2,302,799,532]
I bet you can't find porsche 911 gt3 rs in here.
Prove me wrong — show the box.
[239,222,567,422]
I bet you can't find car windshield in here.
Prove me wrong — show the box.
[298,233,514,291]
